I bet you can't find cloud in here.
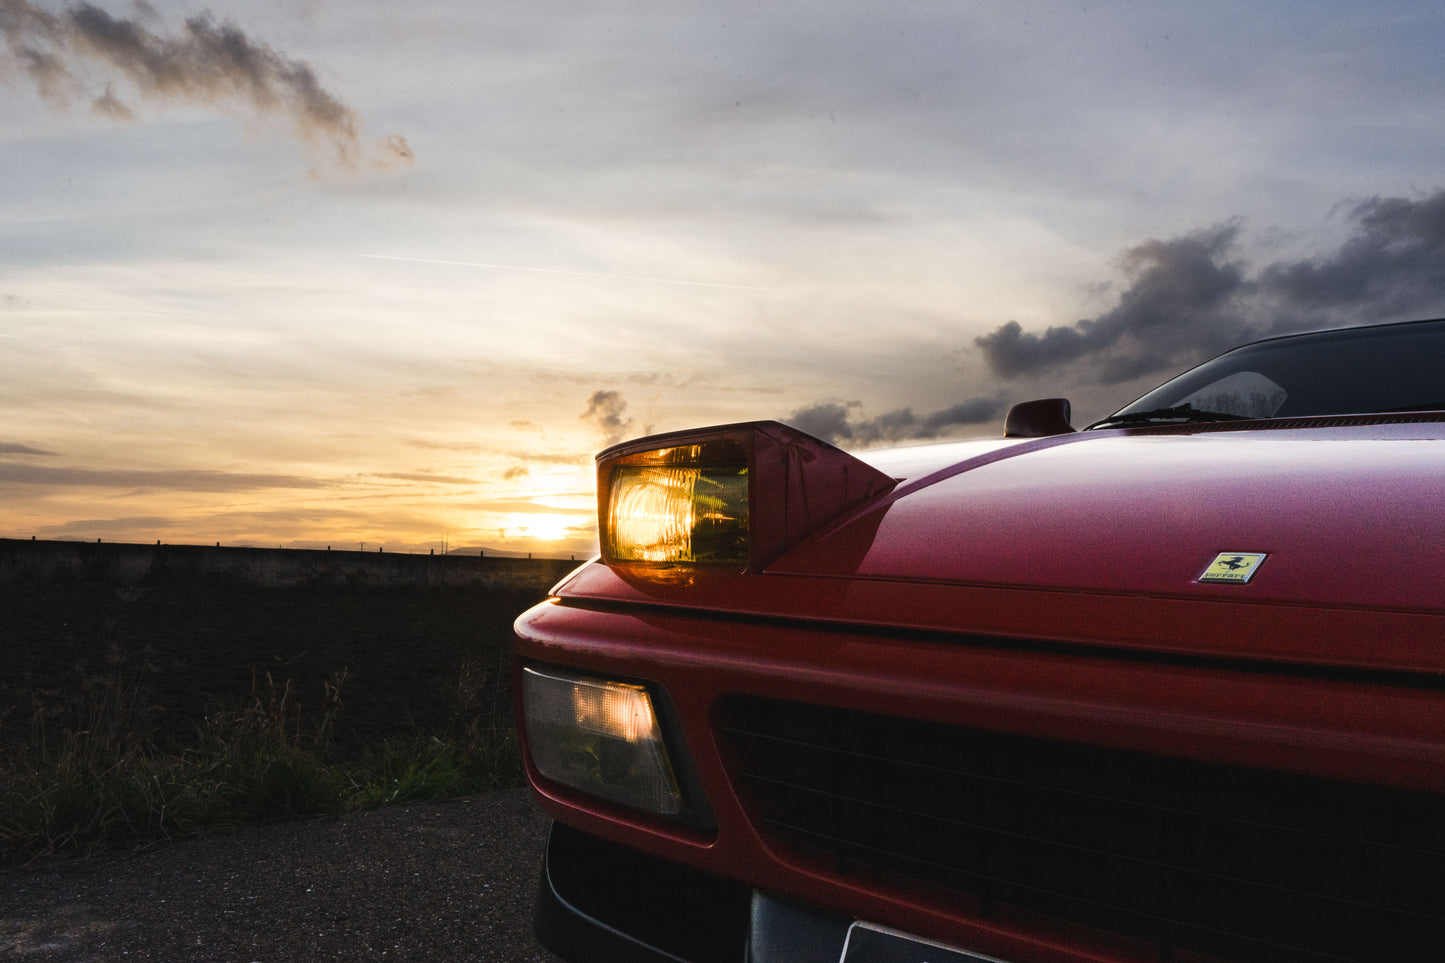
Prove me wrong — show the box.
[974,189,1445,385]
[39,515,179,537]
[0,441,56,455]
[0,462,325,491]
[497,448,589,483]
[378,133,413,167]
[0,0,410,169]
[506,448,590,466]
[975,223,1249,383]
[784,402,855,446]
[406,439,486,453]
[579,390,635,447]
[89,78,131,117]
[369,471,478,485]
[1260,192,1445,316]
[785,396,1003,447]
[471,497,591,515]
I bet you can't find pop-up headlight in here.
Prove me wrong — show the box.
[521,665,683,816]
[597,422,896,573]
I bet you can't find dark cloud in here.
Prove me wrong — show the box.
[0,441,56,455]
[1259,192,1445,316]
[579,390,635,446]
[784,402,855,446]
[975,189,1445,384]
[785,396,1003,447]
[976,223,1249,383]
[502,465,529,481]
[0,462,325,491]
[0,0,411,169]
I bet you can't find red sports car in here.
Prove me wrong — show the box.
[513,317,1445,963]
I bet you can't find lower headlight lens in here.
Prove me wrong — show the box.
[521,666,682,816]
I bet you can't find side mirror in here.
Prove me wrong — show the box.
[1004,398,1074,438]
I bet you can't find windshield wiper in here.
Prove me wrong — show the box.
[1087,403,1254,430]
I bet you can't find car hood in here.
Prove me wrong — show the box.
[773,420,1445,615]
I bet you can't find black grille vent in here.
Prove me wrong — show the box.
[717,698,1445,962]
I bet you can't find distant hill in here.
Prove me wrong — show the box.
[445,545,590,562]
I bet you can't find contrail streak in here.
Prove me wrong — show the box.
[361,254,785,291]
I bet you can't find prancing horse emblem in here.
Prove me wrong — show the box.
[1199,552,1268,584]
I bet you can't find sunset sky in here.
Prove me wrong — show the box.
[5,1,1445,558]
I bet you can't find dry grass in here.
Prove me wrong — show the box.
[0,656,523,863]
[1,582,537,863]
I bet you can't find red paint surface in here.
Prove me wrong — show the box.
[516,415,1445,962]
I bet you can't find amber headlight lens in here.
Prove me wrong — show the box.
[606,463,748,565]
[521,666,683,816]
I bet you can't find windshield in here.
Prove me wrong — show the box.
[1096,318,1445,426]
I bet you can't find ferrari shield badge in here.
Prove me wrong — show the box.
[1199,552,1268,584]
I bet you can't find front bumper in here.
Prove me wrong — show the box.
[517,596,1445,962]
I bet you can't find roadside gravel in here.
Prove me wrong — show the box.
[0,788,562,962]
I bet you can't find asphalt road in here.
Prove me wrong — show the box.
[0,788,563,962]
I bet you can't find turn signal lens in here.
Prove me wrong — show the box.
[521,666,682,816]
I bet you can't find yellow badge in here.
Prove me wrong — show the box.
[1199,552,1268,584]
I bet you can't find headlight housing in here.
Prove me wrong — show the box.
[597,421,896,573]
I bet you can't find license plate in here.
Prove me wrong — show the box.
[839,922,1013,963]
